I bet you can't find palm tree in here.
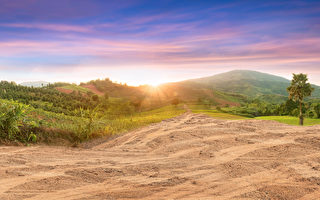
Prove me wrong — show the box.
[287,73,314,125]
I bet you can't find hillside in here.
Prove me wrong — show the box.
[56,79,246,108]
[50,70,320,107]
[187,70,320,98]
[20,81,50,87]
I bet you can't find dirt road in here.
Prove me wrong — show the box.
[1,112,320,199]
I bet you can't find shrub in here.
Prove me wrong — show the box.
[0,101,25,140]
[171,98,180,106]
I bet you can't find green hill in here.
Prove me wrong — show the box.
[74,79,247,108]
[186,70,320,98]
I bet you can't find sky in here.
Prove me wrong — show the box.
[0,0,320,86]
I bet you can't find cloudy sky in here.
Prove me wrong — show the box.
[1,0,320,85]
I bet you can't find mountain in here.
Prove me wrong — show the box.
[186,70,320,98]
[20,81,50,87]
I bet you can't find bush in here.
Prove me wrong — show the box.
[0,101,25,140]
[171,98,180,106]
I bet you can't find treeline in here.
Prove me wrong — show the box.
[220,99,320,118]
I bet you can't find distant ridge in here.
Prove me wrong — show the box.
[20,81,50,87]
[184,70,320,98]
[192,70,289,83]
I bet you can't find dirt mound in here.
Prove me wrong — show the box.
[1,113,320,199]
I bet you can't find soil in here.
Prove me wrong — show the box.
[56,87,73,94]
[1,112,320,199]
[81,84,104,96]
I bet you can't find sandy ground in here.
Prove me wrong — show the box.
[1,112,320,200]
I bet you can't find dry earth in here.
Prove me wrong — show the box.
[1,112,320,199]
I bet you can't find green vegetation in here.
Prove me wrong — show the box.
[188,70,320,98]
[287,73,314,125]
[103,105,185,135]
[1,70,320,144]
[189,104,247,120]
[193,109,247,120]
[0,80,185,144]
[0,97,184,144]
[61,84,90,93]
[190,104,320,126]
[256,116,320,126]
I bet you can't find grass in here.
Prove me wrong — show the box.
[193,109,248,120]
[255,116,320,126]
[189,104,247,120]
[62,84,90,93]
[27,104,186,144]
[188,104,320,126]
[0,96,186,145]
[103,105,186,135]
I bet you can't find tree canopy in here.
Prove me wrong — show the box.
[287,73,314,125]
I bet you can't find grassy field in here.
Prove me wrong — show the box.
[103,105,186,135]
[193,109,248,120]
[189,104,248,120]
[61,84,90,93]
[255,116,320,126]
[189,104,320,126]
[31,104,186,144]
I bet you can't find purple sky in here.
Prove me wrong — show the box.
[1,0,320,85]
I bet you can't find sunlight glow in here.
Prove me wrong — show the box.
[71,67,173,86]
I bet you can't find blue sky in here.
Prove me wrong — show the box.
[1,0,320,85]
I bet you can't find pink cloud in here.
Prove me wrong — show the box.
[1,23,93,33]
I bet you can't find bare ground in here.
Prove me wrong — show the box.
[1,112,320,200]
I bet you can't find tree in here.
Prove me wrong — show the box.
[287,73,314,125]
[171,98,180,106]
[92,94,99,102]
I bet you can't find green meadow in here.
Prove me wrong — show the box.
[61,84,90,93]
[190,104,320,126]
[255,116,320,126]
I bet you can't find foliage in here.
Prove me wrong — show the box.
[61,84,90,93]
[287,73,314,102]
[0,100,25,140]
[171,98,180,106]
[190,103,320,126]
[192,109,247,120]
[102,105,185,135]
[0,97,184,144]
[190,70,320,98]
[189,104,247,120]
[287,73,314,125]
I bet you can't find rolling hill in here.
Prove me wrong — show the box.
[186,70,320,98]
[73,79,246,108]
